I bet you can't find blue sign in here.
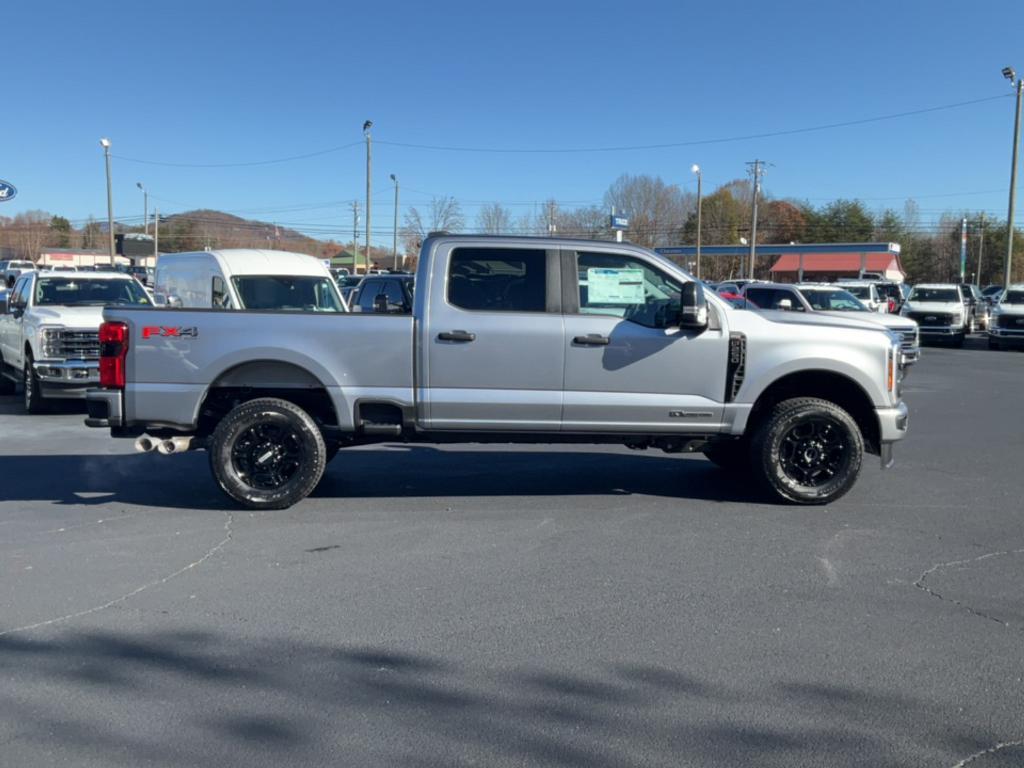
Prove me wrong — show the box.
[610,214,629,229]
[0,180,16,203]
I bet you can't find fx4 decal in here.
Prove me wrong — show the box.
[142,326,199,340]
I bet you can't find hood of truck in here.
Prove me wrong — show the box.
[819,311,917,332]
[901,301,962,314]
[754,310,893,335]
[30,306,105,327]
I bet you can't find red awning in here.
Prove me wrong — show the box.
[770,253,901,273]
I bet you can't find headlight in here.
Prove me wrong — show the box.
[40,327,63,358]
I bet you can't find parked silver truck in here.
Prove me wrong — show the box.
[85,236,909,509]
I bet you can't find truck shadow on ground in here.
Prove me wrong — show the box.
[0,446,767,511]
[0,629,1003,768]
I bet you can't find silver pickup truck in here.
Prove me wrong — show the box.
[86,235,909,509]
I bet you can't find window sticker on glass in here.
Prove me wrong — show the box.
[586,268,644,304]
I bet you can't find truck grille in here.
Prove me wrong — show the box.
[891,326,919,352]
[997,314,1024,330]
[56,330,100,359]
[907,312,952,326]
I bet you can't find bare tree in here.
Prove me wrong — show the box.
[603,174,694,248]
[557,205,609,239]
[402,196,464,252]
[476,202,512,234]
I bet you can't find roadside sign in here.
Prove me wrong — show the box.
[610,213,629,230]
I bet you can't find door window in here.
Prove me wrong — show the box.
[447,248,547,312]
[575,251,682,329]
[745,287,804,311]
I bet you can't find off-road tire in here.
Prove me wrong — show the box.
[23,352,47,414]
[702,439,751,473]
[751,397,863,505]
[209,397,327,510]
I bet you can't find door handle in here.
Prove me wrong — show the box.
[573,334,610,346]
[438,330,476,342]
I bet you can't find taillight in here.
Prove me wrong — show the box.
[99,321,129,389]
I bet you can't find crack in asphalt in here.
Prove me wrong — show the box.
[914,548,1024,627]
[950,739,1024,767]
[0,511,234,637]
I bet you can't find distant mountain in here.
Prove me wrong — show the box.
[154,209,336,257]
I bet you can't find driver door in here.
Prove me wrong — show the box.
[561,249,728,433]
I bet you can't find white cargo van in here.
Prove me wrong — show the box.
[154,249,346,311]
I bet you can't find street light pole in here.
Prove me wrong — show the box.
[1002,67,1022,288]
[136,182,148,235]
[100,138,115,262]
[746,159,765,280]
[364,120,373,274]
[390,173,399,270]
[691,164,702,279]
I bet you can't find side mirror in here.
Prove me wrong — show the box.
[373,294,389,313]
[678,282,708,330]
[777,298,793,311]
[166,294,183,308]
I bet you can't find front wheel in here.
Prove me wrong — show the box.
[23,353,47,414]
[209,397,327,509]
[988,337,1000,350]
[751,397,864,505]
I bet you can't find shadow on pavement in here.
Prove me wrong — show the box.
[0,446,766,510]
[0,629,999,767]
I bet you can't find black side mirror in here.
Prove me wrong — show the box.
[373,294,389,313]
[679,282,708,330]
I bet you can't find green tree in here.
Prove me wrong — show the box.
[809,199,874,242]
[48,215,72,247]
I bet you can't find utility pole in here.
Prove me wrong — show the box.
[746,160,766,279]
[364,120,373,274]
[959,217,968,282]
[351,201,361,270]
[1002,68,1022,288]
[390,174,399,270]
[977,214,986,285]
[137,182,148,235]
[691,164,703,279]
[547,200,557,234]
[153,207,159,261]
[100,138,115,262]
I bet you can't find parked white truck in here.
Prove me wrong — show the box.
[0,270,152,411]
[85,235,909,509]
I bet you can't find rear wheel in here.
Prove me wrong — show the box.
[751,397,863,505]
[988,337,1001,350]
[209,397,327,509]
[952,332,965,348]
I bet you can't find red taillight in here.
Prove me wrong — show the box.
[99,321,128,389]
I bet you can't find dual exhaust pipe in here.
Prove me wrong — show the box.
[134,435,197,455]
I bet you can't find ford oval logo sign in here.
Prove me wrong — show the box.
[0,180,16,202]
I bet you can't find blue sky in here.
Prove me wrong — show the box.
[2,0,1022,245]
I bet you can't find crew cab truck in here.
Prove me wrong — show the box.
[85,236,908,509]
[988,284,1024,349]
[1,270,152,411]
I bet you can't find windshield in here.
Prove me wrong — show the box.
[231,275,343,311]
[1000,290,1024,305]
[34,277,151,306]
[799,289,866,311]
[908,287,959,303]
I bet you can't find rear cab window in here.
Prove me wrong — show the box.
[447,248,549,312]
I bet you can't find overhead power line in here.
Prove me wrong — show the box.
[113,141,363,168]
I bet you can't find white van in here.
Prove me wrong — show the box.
[154,249,346,311]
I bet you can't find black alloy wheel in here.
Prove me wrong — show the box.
[752,397,863,505]
[209,397,327,509]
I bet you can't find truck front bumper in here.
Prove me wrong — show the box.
[876,400,909,468]
[34,359,99,399]
[917,326,964,339]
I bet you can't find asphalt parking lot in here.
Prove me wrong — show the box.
[1,337,1022,768]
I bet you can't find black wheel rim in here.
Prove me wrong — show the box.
[24,366,33,408]
[777,416,850,489]
[230,421,304,491]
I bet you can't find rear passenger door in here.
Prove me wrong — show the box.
[421,245,564,431]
